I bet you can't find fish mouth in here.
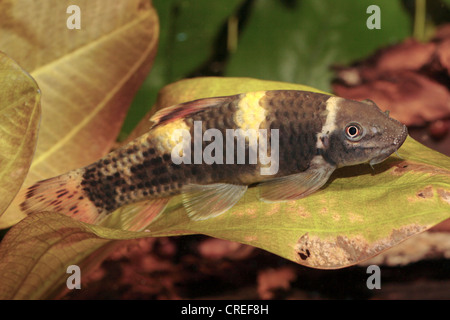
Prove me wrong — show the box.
[369,125,408,166]
[369,145,402,166]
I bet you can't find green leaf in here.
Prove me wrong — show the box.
[0,52,40,215]
[162,0,243,80]
[0,77,449,299]
[225,0,411,91]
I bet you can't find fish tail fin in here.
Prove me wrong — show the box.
[20,170,103,224]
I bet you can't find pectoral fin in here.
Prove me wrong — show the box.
[182,183,248,221]
[258,157,335,202]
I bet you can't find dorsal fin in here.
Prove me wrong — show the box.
[150,95,234,128]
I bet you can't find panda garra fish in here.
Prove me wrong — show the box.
[20,90,408,230]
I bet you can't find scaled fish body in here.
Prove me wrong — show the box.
[21,90,408,229]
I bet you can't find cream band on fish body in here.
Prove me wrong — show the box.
[151,118,190,154]
[316,96,341,150]
[234,91,278,176]
[234,91,267,133]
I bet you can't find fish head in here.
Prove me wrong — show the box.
[325,98,408,168]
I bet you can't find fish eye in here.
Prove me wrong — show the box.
[345,123,363,141]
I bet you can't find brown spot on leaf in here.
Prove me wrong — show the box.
[265,203,281,216]
[348,212,364,223]
[284,202,311,218]
[416,186,434,199]
[245,207,257,218]
[244,235,257,243]
[437,188,450,205]
[392,161,450,177]
[332,213,341,221]
[294,224,427,269]
[391,163,409,175]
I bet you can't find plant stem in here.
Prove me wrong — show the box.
[413,0,426,42]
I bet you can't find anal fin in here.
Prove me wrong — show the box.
[182,183,248,221]
[258,156,336,202]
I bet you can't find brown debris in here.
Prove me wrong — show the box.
[334,71,450,126]
[434,24,450,40]
[333,24,450,133]
[428,119,450,140]
[437,39,450,73]
[257,267,297,300]
[198,238,254,260]
[375,39,435,73]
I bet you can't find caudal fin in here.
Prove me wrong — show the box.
[20,170,105,224]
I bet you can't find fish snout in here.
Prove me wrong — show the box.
[369,124,408,166]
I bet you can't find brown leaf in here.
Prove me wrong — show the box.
[198,238,254,261]
[375,39,436,73]
[428,119,450,140]
[333,24,450,127]
[437,39,450,74]
[333,70,450,126]
[434,24,450,41]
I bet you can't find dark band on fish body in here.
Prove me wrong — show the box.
[181,97,259,184]
[80,144,181,214]
[259,91,331,175]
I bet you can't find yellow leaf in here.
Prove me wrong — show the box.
[0,213,113,299]
[0,0,159,228]
[0,52,40,214]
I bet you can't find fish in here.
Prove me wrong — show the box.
[20,90,408,229]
